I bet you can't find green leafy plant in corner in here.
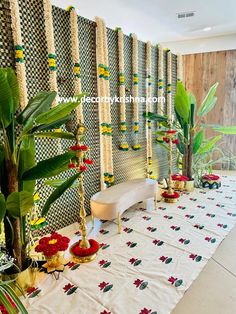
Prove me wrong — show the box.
[0,67,85,270]
[145,81,236,180]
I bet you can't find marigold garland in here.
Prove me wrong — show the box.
[9,0,28,109]
[132,33,141,150]
[146,41,153,178]
[117,28,129,151]
[95,17,114,188]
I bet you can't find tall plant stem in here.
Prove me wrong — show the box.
[188,130,194,179]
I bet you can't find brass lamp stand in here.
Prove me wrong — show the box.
[70,122,99,263]
[162,123,180,203]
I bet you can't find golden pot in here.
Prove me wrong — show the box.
[173,180,185,191]
[1,259,37,295]
[185,180,195,192]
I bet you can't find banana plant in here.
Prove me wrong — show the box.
[145,81,236,179]
[0,67,84,270]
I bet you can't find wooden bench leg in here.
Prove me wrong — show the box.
[118,211,122,234]
[91,213,94,229]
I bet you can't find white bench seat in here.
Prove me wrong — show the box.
[90,178,158,233]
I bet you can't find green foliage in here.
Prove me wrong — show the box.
[212,126,236,134]
[197,82,218,117]
[0,284,28,314]
[197,135,222,155]
[16,91,57,126]
[35,93,85,125]
[174,81,190,123]
[42,173,80,216]
[34,131,75,140]
[22,151,76,180]
[31,114,73,132]
[193,130,204,154]
[6,191,34,218]
[0,193,6,222]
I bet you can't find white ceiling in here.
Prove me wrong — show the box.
[52,0,236,44]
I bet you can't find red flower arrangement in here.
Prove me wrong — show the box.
[83,158,93,165]
[35,232,70,257]
[162,191,180,199]
[70,145,88,151]
[166,129,176,134]
[202,174,220,181]
[68,163,76,169]
[70,239,100,257]
[79,165,87,172]
[172,174,189,181]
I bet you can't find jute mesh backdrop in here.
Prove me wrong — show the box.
[0,0,177,233]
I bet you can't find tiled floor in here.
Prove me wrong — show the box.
[172,225,236,314]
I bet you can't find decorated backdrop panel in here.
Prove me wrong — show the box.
[0,0,178,233]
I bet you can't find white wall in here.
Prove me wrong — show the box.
[161,34,236,55]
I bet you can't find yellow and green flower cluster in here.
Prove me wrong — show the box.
[133,122,139,133]
[120,121,127,133]
[74,63,81,78]
[104,173,115,186]
[133,73,138,85]
[101,123,112,136]
[119,72,125,85]
[148,157,152,166]
[156,136,164,143]
[15,45,24,63]
[147,120,152,129]
[98,64,110,80]
[132,143,141,151]
[48,53,57,71]
[30,217,48,231]
[148,74,152,86]
[119,143,129,151]
[167,83,172,94]
[158,79,163,90]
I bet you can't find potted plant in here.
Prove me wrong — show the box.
[0,67,84,278]
[146,81,236,190]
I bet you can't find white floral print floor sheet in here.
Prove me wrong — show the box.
[23,175,236,314]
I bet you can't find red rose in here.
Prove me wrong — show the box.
[68,163,76,168]
[35,244,46,253]
[61,236,70,243]
[83,158,93,165]
[80,165,87,172]
[39,237,50,245]
[44,246,58,257]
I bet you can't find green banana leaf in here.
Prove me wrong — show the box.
[197,135,222,155]
[0,68,13,128]
[42,172,81,216]
[44,179,79,188]
[197,82,218,117]
[34,131,75,140]
[31,114,73,132]
[176,133,184,154]
[174,108,184,128]
[22,151,76,180]
[212,126,236,134]
[143,112,168,122]
[0,288,17,314]
[174,81,190,123]
[1,285,28,314]
[16,91,57,125]
[193,130,204,154]
[4,68,19,113]
[0,193,6,222]
[35,93,86,125]
[6,191,34,218]
[18,135,36,193]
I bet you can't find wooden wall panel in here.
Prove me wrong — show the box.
[183,50,236,169]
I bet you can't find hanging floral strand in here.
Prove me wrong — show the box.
[157,45,164,115]
[95,17,114,188]
[9,0,28,109]
[102,19,114,186]
[43,0,59,105]
[166,49,172,121]
[132,33,141,150]
[67,6,83,123]
[177,54,183,82]
[146,41,153,177]
[117,28,128,151]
